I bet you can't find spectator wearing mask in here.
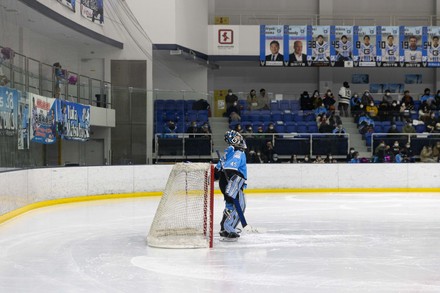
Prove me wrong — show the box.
[234,124,243,134]
[243,125,254,138]
[389,100,401,122]
[332,123,346,134]
[374,140,387,163]
[290,154,300,163]
[400,90,415,110]
[349,151,360,163]
[366,101,379,119]
[162,120,178,138]
[418,105,431,123]
[401,143,415,162]
[347,147,356,162]
[186,121,199,138]
[199,122,211,137]
[247,148,263,164]
[324,154,337,163]
[338,81,351,117]
[311,90,322,109]
[313,155,325,163]
[377,100,390,121]
[246,89,258,111]
[382,89,393,105]
[262,140,276,163]
[225,89,239,110]
[300,91,314,110]
[303,155,311,163]
[402,121,416,133]
[390,141,401,160]
[420,88,433,104]
[314,100,328,116]
[420,145,436,162]
[257,88,270,110]
[323,90,336,111]
[265,122,278,139]
[361,90,374,106]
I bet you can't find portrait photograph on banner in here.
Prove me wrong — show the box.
[427,27,440,67]
[29,93,57,144]
[260,25,284,66]
[378,26,401,67]
[0,86,18,137]
[354,26,378,67]
[287,25,308,67]
[56,0,76,12]
[331,26,353,67]
[56,100,90,141]
[403,26,425,67]
[308,26,331,66]
[80,0,104,24]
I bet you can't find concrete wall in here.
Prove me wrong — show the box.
[2,164,439,217]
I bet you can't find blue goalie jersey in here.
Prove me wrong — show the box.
[216,146,247,180]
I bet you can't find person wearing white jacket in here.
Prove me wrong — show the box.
[338,81,351,117]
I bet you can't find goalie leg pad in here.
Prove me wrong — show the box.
[223,190,246,232]
[225,174,245,199]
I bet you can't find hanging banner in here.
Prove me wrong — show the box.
[29,93,57,144]
[308,26,331,66]
[427,27,440,67]
[287,25,308,67]
[56,0,76,12]
[57,100,90,141]
[331,26,354,67]
[17,94,29,150]
[260,25,285,66]
[354,26,378,67]
[80,0,104,24]
[0,86,19,137]
[378,26,402,67]
[403,26,426,67]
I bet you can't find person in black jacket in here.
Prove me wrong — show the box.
[300,91,313,110]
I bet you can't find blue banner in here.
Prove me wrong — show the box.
[259,25,284,66]
[57,100,90,141]
[0,86,19,137]
[17,93,29,150]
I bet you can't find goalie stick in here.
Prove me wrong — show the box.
[216,150,263,234]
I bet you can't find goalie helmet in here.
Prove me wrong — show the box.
[224,130,247,149]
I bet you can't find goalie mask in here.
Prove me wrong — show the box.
[224,130,247,149]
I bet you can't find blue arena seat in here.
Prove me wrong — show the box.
[270,101,279,111]
[279,100,290,111]
[271,110,283,122]
[416,124,426,133]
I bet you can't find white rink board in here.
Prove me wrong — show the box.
[1,163,440,216]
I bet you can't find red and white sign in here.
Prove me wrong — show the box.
[218,29,233,44]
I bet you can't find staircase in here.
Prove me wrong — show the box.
[209,117,229,155]
[340,117,370,158]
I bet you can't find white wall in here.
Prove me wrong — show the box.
[2,164,440,218]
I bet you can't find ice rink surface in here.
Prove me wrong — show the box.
[1,193,440,292]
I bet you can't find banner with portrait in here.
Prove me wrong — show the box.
[56,100,90,141]
[354,26,378,67]
[402,26,426,67]
[307,26,331,66]
[377,26,402,67]
[56,0,76,12]
[0,86,19,137]
[427,27,440,67]
[17,94,29,150]
[29,93,57,144]
[260,25,285,66]
[80,0,104,24]
[331,26,353,67]
[286,25,308,67]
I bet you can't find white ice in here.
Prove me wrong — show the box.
[1,193,440,292]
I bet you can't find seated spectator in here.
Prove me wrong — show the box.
[374,140,387,163]
[319,118,334,133]
[332,123,346,134]
[400,102,411,121]
[290,154,300,163]
[435,90,440,110]
[243,124,254,138]
[234,124,243,134]
[324,153,337,163]
[225,89,239,110]
[255,125,265,138]
[199,122,211,137]
[226,101,241,122]
[247,148,264,163]
[420,145,436,163]
[418,105,431,123]
[313,155,324,163]
[257,88,270,110]
[350,93,361,116]
[311,90,322,109]
[400,91,415,110]
[377,100,390,121]
[366,101,379,119]
[314,101,327,116]
[361,90,374,106]
[382,89,393,105]
[402,121,416,133]
[323,90,336,110]
[390,141,401,159]
[420,88,434,105]
[401,142,415,163]
[358,113,375,133]
[349,151,360,163]
[246,89,258,110]
[262,140,276,163]
[387,123,400,134]
[186,121,199,138]
[347,147,356,162]
[389,100,400,122]
[162,120,178,138]
[303,155,311,163]
[300,91,314,110]
[425,113,438,132]
[265,122,278,139]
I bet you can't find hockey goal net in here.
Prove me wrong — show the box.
[147,163,214,248]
